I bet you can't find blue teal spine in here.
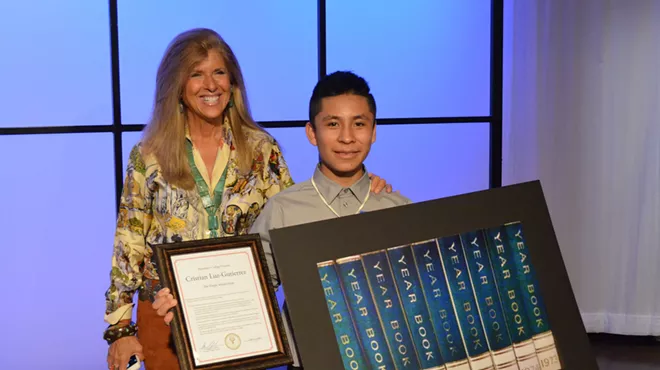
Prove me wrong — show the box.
[362,251,421,369]
[484,227,537,344]
[504,222,561,369]
[503,223,552,336]
[485,226,542,369]
[436,236,492,362]
[461,230,515,352]
[337,257,396,369]
[387,245,446,369]
[318,261,369,370]
[411,240,470,364]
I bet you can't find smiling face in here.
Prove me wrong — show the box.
[182,51,232,124]
[306,93,376,184]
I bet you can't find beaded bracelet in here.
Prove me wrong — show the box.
[103,322,138,345]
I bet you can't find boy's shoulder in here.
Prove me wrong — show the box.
[265,179,314,205]
[370,190,413,207]
[265,177,412,213]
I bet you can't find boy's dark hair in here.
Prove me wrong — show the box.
[308,71,377,127]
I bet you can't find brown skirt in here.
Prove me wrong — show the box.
[137,297,181,370]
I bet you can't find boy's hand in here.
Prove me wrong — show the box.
[152,288,178,325]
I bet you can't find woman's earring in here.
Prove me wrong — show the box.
[179,102,184,113]
[228,86,234,108]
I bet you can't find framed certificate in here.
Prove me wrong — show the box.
[153,234,292,370]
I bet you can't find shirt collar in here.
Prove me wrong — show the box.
[312,164,371,204]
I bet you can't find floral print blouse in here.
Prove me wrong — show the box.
[104,121,293,325]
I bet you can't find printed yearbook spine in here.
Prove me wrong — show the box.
[461,231,520,370]
[411,240,471,370]
[485,227,542,370]
[318,260,369,369]
[437,235,495,370]
[503,222,561,370]
[387,245,446,370]
[362,250,421,369]
[337,255,396,369]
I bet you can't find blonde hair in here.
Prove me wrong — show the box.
[142,28,269,189]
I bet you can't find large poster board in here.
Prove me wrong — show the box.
[270,181,598,370]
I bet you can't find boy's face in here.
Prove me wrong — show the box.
[306,93,376,178]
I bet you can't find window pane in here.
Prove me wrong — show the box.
[327,0,491,118]
[0,133,116,368]
[0,2,112,127]
[267,123,490,202]
[118,1,317,124]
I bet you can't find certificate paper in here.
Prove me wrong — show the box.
[171,247,277,366]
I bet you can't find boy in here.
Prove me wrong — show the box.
[253,70,411,289]
[251,71,411,368]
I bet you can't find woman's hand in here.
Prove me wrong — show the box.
[152,287,178,325]
[107,336,143,370]
[368,173,394,194]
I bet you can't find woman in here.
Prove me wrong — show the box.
[103,28,391,370]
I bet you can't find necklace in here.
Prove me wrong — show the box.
[311,176,371,218]
[185,140,228,238]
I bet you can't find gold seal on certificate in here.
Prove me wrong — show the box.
[154,235,293,370]
[225,333,241,350]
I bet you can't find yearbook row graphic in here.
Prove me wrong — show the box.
[317,221,562,370]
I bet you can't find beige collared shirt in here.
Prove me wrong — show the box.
[249,165,412,287]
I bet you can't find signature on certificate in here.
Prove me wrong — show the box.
[199,340,221,352]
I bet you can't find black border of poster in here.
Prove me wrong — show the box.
[269,181,598,369]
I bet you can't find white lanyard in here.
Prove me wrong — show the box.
[311,177,371,218]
